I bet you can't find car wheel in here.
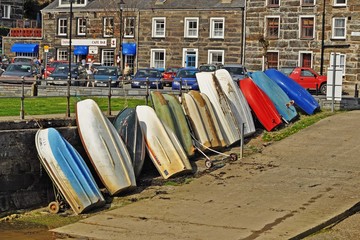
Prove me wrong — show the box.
[319,83,327,95]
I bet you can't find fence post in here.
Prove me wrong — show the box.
[20,77,25,120]
[107,77,112,116]
[66,75,71,117]
[145,77,149,105]
[355,84,358,98]
[240,122,244,159]
[179,77,183,97]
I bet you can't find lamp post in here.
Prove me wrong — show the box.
[67,0,74,117]
[119,0,125,75]
[320,0,325,75]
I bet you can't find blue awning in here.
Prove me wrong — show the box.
[122,43,136,55]
[11,43,39,53]
[74,46,88,55]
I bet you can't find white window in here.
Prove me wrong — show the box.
[102,49,115,66]
[333,0,346,6]
[124,17,135,38]
[184,17,199,38]
[58,18,68,36]
[330,52,346,76]
[59,0,87,7]
[152,17,166,38]
[208,50,224,65]
[332,17,346,39]
[103,17,114,37]
[57,49,68,61]
[77,18,87,36]
[2,5,11,19]
[210,18,225,39]
[151,49,166,69]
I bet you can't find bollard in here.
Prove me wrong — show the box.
[240,122,244,159]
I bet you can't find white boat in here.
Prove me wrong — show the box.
[215,69,256,137]
[196,71,241,146]
[76,99,136,196]
[136,105,192,179]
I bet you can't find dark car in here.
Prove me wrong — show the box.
[44,60,68,79]
[222,64,248,82]
[171,67,200,90]
[198,63,223,72]
[93,66,122,87]
[46,63,87,86]
[0,62,41,84]
[162,66,180,86]
[131,68,163,89]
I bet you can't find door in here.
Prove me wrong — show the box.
[183,49,198,68]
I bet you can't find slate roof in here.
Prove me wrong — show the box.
[41,0,245,13]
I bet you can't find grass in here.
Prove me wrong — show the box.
[0,97,147,116]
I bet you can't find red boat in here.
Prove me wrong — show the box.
[239,78,282,131]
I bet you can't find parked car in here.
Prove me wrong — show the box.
[12,56,38,64]
[0,62,42,84]
[222,64,248,82]
[162,66,180,86]
[279,67,327,95]
[46,63,87,86]
[172,67,200,90]
[43,60,68,79]
[93,66,122,87]
[131,68,163,89]
[198,63,223,72]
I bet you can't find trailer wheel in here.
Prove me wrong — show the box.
[205,160,213,169]
[48,201,60,214]
[230,153,238,161]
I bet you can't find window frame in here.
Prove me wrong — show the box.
[265,16,280,39]
[332,17,346,39]
[267,0,280,7]
[302,0,315,6]
[208,50,225,65]
[77,18,87,36]
[209,17,225,39]
[150,49,166,69]
[330,52,346,76]
[299,15,315,39]
[57,48,68,61]
[184,17,199,38]
[298,51,313,68]
[124,17,135,38]
[59,0,87,7]
[103,17,114,37]
[152,17,166,38]
[333,0,346,7]
[101,49,115,66]
[263,51,279,70]
[57,18,68,36]
[2,5,11,19]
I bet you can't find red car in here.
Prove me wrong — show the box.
[279,67,327,94]
[162,67,180,86]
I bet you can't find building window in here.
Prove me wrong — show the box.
[184,17,199,38]
[210,18,225,39]
[299,16,315,39]
[151,49,166,69]
[103,17,114,37]
[268,0,279,7]
[57,49,68,61]
[266,16,280,39]
[299,51,313,68]
[208,50,224,65]
[57,18,68,36]
[302,0,315,5]
[152,17,166,38]
[2,5,11,19]
[333,0,346,6]
[330,52,346,75]
[59,0,87,7]
[332,18,346,39]
[124,17,135,38]
[265,51,279,69]
[102,49,115,66]
[77,18,87,36]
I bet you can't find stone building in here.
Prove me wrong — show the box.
[0,0,24,28]
[245,0,360,92]
[38,0,246,72]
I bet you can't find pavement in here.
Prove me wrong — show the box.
[51,110,360,240]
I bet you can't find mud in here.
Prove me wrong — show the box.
[0,221,55,240]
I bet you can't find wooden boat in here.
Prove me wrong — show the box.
[250,71,298,123]
[35,128,105,214]
[239,78,282,131]
[196,71,241,146]
[264,69,320,115]
[188,90,223,149]
[76,99,136,196]
[113,108,146,178]
[162,93,196,157]
[181,92,212,151]
[215,69,256,137]
[136,105,192,179]
[200,92,227,148]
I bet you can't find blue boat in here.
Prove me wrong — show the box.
[250,71,298,123]
[35,128,105,214]
[264,69,320,115]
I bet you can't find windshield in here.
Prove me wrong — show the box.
[135,69,160,78]
[223,66,245,75]
[6,64,32,72]
[176,69,198,78]
[94,67,118,76]
[53,65,78,74]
